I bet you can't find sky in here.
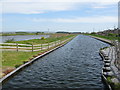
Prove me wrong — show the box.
[0,0,119,33]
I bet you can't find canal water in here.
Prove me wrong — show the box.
[2,35,110,89]
[1,35,49,43]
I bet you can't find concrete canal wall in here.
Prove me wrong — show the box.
[90,35,120,90]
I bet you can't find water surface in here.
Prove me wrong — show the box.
[1,35,49,43]
[3,35,109,89]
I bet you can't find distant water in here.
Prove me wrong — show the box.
[0,35,50,43]
[3,35,110,89]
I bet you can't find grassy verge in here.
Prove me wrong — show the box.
[9,34,75,45]
[85,34,120,42]
[2,50,45,67]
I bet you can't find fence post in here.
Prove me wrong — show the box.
[60,40,61,44]
[32,44,33,52]
[55,41,56,46]
[48,42,49,49]
[56,41,58,45]
[41,44,42,50]
[16,43,18,52]
[58,40,59,44]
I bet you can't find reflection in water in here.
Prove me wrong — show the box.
[3,35,109,89]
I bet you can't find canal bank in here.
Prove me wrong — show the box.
[90,35,120,90]
[2,35,109,89]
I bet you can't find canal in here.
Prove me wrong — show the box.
[2,35,110,89]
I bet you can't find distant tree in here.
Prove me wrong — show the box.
[91,32,96,34]
[36,32,39,35]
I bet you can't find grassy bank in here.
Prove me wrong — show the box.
[2,50,44,67]
[8,34,75,45]
[85,34,120,42]
[1,34,76,76]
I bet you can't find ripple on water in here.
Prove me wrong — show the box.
[3,35,110,89]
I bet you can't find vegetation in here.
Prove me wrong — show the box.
[40,37,45,40]
[1,34,76,74]
[5,38,15,43]
[107,77,120,90]
[91,32,96,34]
[6,34,75,45]
[0,32,45,36]
[2,50,45,67]
[114,83,120,90]
[85,34,120,42]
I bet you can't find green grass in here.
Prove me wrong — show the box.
[85,34,120,42]
[7,35,75,45]
[5,38,15,43]
[114,83,120,90]
[0,44,31,47]
[2,50,45,67]
[107,77,120,90]
[2,34,76,69]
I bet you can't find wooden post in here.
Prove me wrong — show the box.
[56,41,57,45]
[16,43,18,52]
[52,42,54,47]
[55,41,56,46]
[41,44,42,50]
[32,44,33,52]
[48,42,49,49]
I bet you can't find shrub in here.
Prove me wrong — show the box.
[23,60,28,64]
[40,37,45,40]
[5,38,14,43]
[15,64,22,68]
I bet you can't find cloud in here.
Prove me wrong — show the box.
[2,2,76,14]
[92,6,107,9]
[32,16,117,23]
[1,0,118,14]
[1,0,119,3]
